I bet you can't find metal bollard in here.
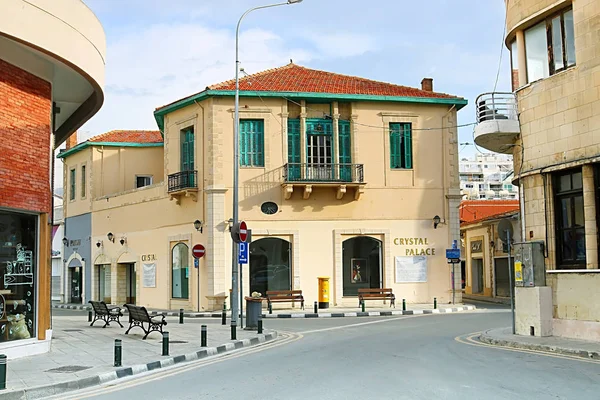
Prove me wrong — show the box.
[258,316,263,334]
[268,302,272,314]
[434,297,437,309]
[201,325,207,347]
[402,299,406,311]
[88,309,92,322]
[162,332,169,356]
[0,354,7,390]
[179,308,184,324]
[114,340,122,367]
[221,303,226,325]
[361,301,365,313]
[231,321,237,340]
[314,301,318,314]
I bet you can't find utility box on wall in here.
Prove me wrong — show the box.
[513,241,546,287]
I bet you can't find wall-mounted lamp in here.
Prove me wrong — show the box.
[119,237,127,246]
[96,240,103,248]
[193,219,203,233]
[227,218,234,232]
[433,215,441,229]
[107,232,114,243]
[62,237,69,247]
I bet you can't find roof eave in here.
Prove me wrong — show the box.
[57,142,164,159]
[152,90,468,133]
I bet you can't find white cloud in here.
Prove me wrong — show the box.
[306,32,378,58]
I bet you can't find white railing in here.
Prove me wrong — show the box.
[476,92,518,123]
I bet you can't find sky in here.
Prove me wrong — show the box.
[55,0,510,188]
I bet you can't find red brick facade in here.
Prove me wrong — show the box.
[0,58,52,213]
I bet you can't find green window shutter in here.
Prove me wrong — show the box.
[287,119,301,180]
[338,120,352,182]
[403,123,412,169]
[180,128,194,171]
[239,120,264,167]
[338,121,351,164]
[389,123,402,169]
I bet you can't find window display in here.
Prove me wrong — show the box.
[0,211,36,341]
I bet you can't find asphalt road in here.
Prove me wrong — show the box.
[55,304,600,400]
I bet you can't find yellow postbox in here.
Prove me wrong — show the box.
[318,277,330,309]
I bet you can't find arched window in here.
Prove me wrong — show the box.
[342,236,382,296]
[171,243,189,299]
[249,238,291,296]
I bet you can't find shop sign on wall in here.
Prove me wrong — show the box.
[393,237,436,256]
[143,263,156,288]
[395,256,428,283]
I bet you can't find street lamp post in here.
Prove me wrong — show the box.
[231,0,303,334]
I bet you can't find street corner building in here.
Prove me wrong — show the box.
[0,1,106,357]
[59,63,468,313]
[474,0,600,340]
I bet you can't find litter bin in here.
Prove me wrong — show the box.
[244,296,263,330]
[318,277,330,309]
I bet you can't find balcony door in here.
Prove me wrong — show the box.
[306,119,333,181]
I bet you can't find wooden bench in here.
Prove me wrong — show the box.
[123,304,167,339]
[88,301,123,328]
[265,290,304,313]
[358,288,396,308]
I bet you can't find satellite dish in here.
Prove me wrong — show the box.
[498,218,514,242]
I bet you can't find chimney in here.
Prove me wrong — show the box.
[421,78,433,92]
[66,131,78,150]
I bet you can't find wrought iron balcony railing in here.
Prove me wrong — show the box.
[168,170,197,192]
[283,163,364,183]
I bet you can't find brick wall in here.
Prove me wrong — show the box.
[0,58,52,213]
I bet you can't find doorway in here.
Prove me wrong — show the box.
[70,267,83,303]
[125,264,136,304]
[471,258,484,294]
[249,238,291,296]
[97,265,111,303]
[494,258,510,297]
[342,237,382,296]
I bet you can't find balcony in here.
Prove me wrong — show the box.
[282,163,365,200]
[473,93,520,154]
[168,170,198,204]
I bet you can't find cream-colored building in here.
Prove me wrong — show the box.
[474,0,600,341]
[60,63,468,312]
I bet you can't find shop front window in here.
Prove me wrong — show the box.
[554,169,585,269]
[0,210,37,342]
[249,238,291,296]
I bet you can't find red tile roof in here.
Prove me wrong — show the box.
[156,63,462,111]
[88,130,163,144]
[209,63,458,98]
[459,200,520,225]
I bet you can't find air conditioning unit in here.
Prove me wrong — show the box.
[513,241,546,287]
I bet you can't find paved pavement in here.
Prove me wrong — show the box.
[44,305,600,400]
[480,327,600,359]
[0,313,275,399]
[52,302,474,318]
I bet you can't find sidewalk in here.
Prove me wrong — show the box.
[480,327,600,360]
[0,315,276,400]
[53,302,476,318]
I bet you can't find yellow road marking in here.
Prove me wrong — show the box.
[455,332,600,365]
[53,332,302,400]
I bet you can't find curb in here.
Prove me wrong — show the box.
[479,329,600,360]
[0,332,277,400]
[52,304,476,319]
[262,305,476,318]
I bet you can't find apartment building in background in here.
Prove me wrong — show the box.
[0,0,105,357]
[60,63,468,312]
[460,153,519,200]
[474,0,600,341]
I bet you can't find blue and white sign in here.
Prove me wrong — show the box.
[239,242,249,264]
[446,249,461,260]
[194,258,199,268]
